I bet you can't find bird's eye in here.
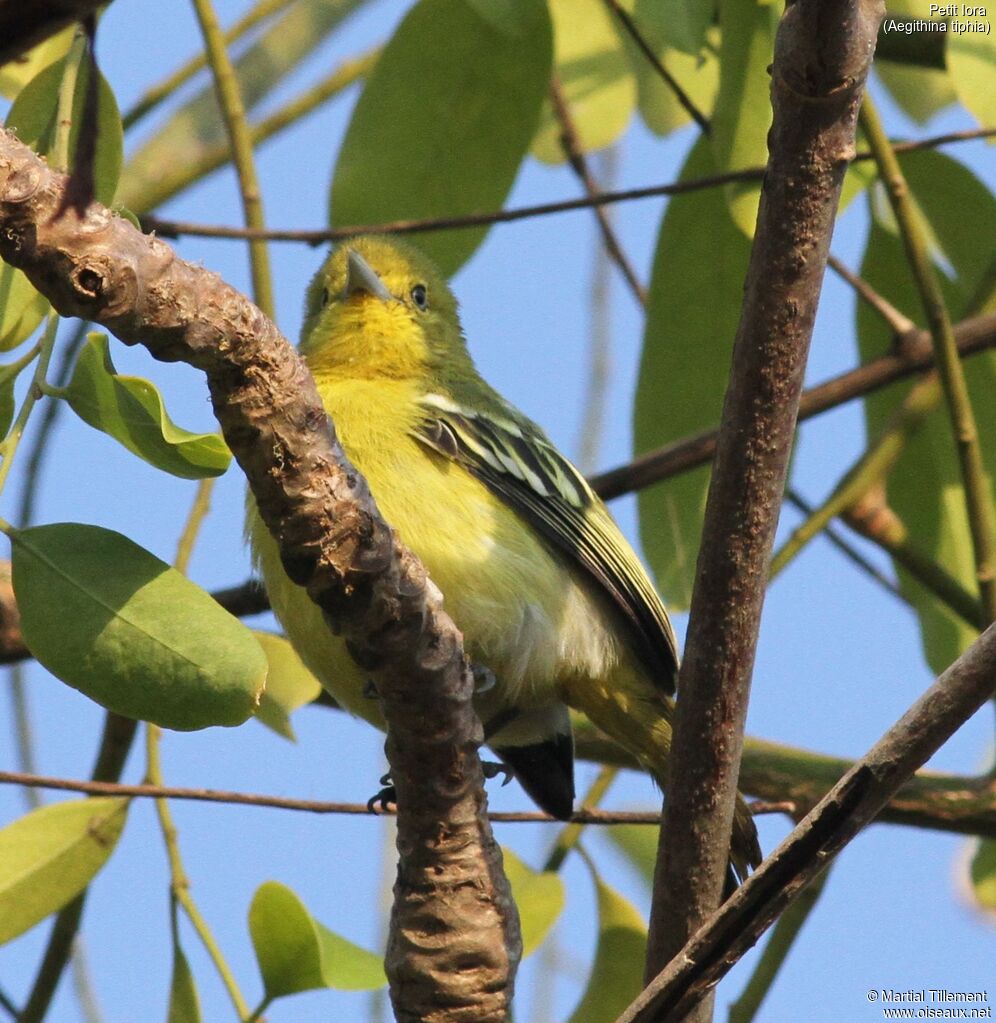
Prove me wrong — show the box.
[410,284,428,311]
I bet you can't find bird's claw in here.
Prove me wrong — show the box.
[367,783,396,813]
[362,679,379,699]
[472,664,497,695]
[482,760,514,786]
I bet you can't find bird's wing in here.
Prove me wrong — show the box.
[413,393,678,693]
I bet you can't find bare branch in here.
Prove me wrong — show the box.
[139,126,996,244]
[618,621,996,1023]
[645,0,884,980]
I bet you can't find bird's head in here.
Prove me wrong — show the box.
[300,235,470,381]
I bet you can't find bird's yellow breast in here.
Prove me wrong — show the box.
[249,372,622,724]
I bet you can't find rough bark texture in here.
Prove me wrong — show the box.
[645,0,885,985]
[621,621,996,1023]
[0,128,520,1023]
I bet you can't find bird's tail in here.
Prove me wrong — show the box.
[564,669,762,887]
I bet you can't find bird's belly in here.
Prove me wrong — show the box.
[248,432,620,716]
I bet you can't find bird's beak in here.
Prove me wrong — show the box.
[343,249,393,303]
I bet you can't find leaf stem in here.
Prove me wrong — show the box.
[189,0,274,318]
[145,723,251,1020]
[50,29,88,172]
[860,94,996,622]
[0,312,59,502]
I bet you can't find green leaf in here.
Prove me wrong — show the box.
[948,33,996,137]
[0,27,73,99]
[968,839,996,913]
[857,151,996,674]
[167,943,202,1023]
[637,0,714,55]
[6,53,123,205]
[636,138,751,608]
[59,333,231,479]
[0,263,48,353]
[710,0,776,235]
[604,823,657,887]
[120,0,367,213]
[249,881,385,999]
[876,1,956,124]
[501,846,565,957]
[331,0,552,277]
[566,852,647,1023]
[531,0,635,163]
[12,523,267,730]
[253,631,322,741]
[0,797,128,945]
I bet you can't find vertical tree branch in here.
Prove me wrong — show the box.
[644,0,884,993]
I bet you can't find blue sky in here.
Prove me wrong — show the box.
[1,2,994,1022]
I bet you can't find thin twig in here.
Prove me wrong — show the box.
[826,253,916,335]
[139,126,996,243]
[190,0,273,317]
[783,488,906,604]
[591,311,996,501]
[861,95,996,624]
[600,0,711,134]
[549,79,646,304]
[0,769,787,823]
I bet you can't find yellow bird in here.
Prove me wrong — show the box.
[248,236,761,884]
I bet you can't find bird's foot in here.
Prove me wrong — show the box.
[362,678,379,699]
[472,664,497,695]
[366,772,396,813]
[481,760,514,786]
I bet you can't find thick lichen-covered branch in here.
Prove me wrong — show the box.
[0,127,519,1023]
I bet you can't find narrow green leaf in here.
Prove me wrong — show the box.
[60,333,231,479]
[710,0,776,235]
[120,0,366,213]
[6,54,123,205]
[253,631,322,741]
[604,823,657,887]
[968,839,996,913]
[501,846,565,957]
[167,944,202,1023]
[566,852,647,1023]
[249,881,385,999]
[12,523,267,730]
[948,34,996,138]
[531,0,635,163]
[857,151,996,673]
[636,138,751,608]
[0,263,48,353]
[331,0,552,277]
[0,797,128,945]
